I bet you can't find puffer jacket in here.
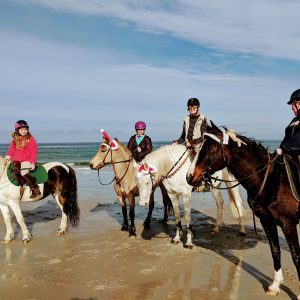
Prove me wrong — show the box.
[127,135,153,163]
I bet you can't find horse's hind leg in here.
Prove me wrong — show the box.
[226,181,246,236]
[7,199,31,243]
[280,221,300,299]
[54,194,68,235]
[169,194,181,245]
[211,187,224,234]
[0,204,14,244]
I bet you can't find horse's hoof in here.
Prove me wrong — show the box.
[238,232,246,237]
[23,239,31,244]
[171,239,180,245]
[2,239,12,245]
[211,230,219,235]
[265,287,280,296]
[184,244,194,250]
[121,225,128,231]
[129,232,136,237]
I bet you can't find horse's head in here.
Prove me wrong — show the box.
[186,121,229,187]
[89,137,121,170]
[135,162,158,207]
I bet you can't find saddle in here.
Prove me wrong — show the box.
[284,155,300,201]
[7,163,49,187]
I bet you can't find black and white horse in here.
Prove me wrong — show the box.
[0,157,80,244]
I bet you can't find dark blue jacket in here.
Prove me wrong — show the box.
[280,115,300,155]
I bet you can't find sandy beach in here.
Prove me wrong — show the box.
[0,168,299,300]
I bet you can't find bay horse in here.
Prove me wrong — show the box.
[186,122,300,298]
[89,138,172,237]
[136,143,246,249]
[0,157,80,244]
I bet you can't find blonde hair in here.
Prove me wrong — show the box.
[12,130,32,150]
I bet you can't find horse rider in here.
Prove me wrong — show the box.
[5,120,41,198]
[173,97,211,192]
[127,121,153,163]
[276,89,300,162]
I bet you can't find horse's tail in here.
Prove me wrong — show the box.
[63,166,80,227]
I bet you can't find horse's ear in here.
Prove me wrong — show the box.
[210,121,220,133]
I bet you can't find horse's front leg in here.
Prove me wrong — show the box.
[0,203,14,244]
[128,196,136,237]
[182,191,193,249]
[169,194,181,245]
[143,191,154,228]
[280,221,300,300]
[8,199,32,243]
[117,195,128,231]
[259,217,283,296]
[211,188,224,235]
[159,183,170,224]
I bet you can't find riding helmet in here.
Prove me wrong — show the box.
[287,89,300,104]
[15,120,29,130]
[187,98,200,107]
[135,121,146,130]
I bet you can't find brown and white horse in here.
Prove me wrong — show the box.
[89,136,172,237]
[186,122,300,298]
[0,158,80,244]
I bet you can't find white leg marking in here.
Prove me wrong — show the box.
[267,269,283,295]
[55,195,68,235]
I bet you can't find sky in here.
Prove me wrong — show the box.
[0,0,300,143]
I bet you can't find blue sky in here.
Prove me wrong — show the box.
[1,0,299,143]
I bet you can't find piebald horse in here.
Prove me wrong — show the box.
[186,122,300,298]
[89,133,172,237]
[0,157,80,243]
[136,143,246,249]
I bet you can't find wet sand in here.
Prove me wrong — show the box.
[0,170,299,300]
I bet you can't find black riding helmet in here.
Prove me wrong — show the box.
[187,98,200,107]
[287,89,300,104]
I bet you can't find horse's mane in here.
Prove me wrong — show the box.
[222,126,270,157]
[115,139,132,157]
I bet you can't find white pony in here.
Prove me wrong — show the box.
[136,144,245,249]
[0,158,79,244]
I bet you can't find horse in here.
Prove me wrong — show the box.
[0,157,80,244]
[89,138,172,237]
[186,122,300,298]
[135,143,246,249]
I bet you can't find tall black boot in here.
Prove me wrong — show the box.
[23,174,41,198]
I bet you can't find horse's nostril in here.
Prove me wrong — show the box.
[89,163,94,170]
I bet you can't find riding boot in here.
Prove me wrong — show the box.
[22,174,41,198]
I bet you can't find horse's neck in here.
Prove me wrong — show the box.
[112,150,133,179]
[0,159,8,182]
[228,145,270,195]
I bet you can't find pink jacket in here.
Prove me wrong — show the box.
[7,136,38,163]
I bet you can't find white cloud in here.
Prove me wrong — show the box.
[18,0,300,61]
[0,29,296,142]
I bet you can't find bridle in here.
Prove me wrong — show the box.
[199,130,277,191]
[96,144,133,186]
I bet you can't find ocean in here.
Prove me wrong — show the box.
[0,140,280,168]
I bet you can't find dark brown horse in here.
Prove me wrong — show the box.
[186,122,300,299]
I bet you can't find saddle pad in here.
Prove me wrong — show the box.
[284,155,300,202]
[7,164,49,186]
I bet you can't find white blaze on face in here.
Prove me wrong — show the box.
[187,141,204,178]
